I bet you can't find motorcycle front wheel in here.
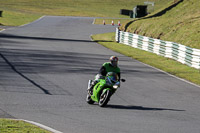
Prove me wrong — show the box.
[86,94,95,104]
[99,90,111,107]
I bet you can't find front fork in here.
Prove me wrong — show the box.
[87,80,92,90]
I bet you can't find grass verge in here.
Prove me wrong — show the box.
[92,32,200,86]
[0,0,172,18]
[0,10,41,26]
[0,119,51,133]
[121,0,200,49]
[0,0,173,27]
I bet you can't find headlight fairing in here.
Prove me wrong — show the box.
[113,82,120,89]
[113,85,119,89]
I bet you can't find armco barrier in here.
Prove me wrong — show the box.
[115,28,200,69]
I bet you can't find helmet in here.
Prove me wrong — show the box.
[110,56,118,67]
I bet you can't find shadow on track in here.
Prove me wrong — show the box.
[106,104,185,111]
[0,32,114,95]
[0,33,112,43]
[0,49,108,95]
[0,52,52,95]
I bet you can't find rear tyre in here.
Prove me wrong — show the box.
[99,90,111,107]
[86,94,95,104]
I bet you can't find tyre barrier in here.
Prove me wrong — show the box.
[115,28,200,69]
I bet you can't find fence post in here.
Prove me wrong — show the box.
[115,28,120,43]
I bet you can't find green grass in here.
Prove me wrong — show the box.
[0,0,173,26]
[0,119,51,133]
[0,10,41,26]
[92,32,200,86]
[0,0,172,18]
[121,0,200,49]
[93,0,173,25]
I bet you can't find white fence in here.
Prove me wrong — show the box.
[116,28,200,69]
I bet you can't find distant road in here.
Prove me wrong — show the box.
[1,16,200,133]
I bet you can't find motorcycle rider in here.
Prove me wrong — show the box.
[99,56,120,79]
[88,56,120,94]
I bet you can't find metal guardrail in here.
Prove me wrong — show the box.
[115,28,200,69]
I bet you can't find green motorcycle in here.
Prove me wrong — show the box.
[86,72,125,107]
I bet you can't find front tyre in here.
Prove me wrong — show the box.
[86,94,95,104]
[99,90,111,107]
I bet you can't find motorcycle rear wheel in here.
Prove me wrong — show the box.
[99,90,111,107]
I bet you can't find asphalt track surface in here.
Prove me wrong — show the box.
[1,16,200,133]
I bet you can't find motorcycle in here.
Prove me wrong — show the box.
[86,72,125,107]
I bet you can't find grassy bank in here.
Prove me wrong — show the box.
[92,32,200,86]
[0,0,173,18]
[0,0,173,27]
[0,10,41,26]
[121,0,200,49]
[0,119,50,133]
[93,0,173,25]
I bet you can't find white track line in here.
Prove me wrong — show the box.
[20,119,63,133]
[92,18,95,25]
[0,16,45,32]
[19,15,46,27]
[0,29,5,32]
[1,16,63,133]
[5,119,63,133]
